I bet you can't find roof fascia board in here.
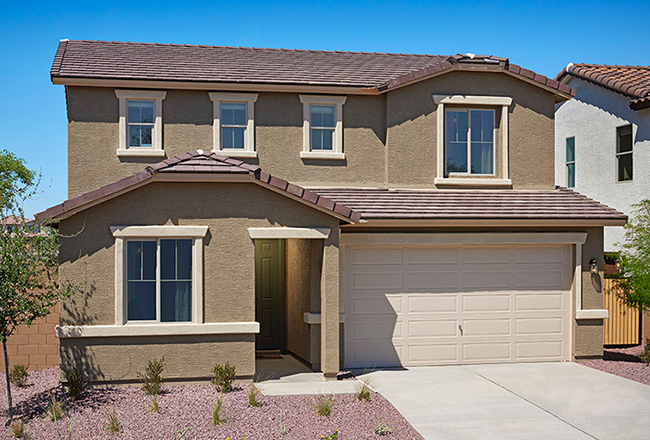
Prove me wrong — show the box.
[340,232,588,246]
[500,69,573,102]
[51,77,379,95]
[341,218,627,228]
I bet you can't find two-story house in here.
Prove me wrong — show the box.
[39,40,626,384]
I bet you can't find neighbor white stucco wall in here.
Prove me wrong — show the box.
[555,77,650,252]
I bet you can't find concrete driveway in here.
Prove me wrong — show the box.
[357,362,650,440]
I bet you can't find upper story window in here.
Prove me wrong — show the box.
[209,93,258,158]
[616,125,633,182]
[433,95,512,186]
[446,109,494,175]
[566,137,575,188]
[299,95,347,160]
[111,225,208,326]
[115,90,167,157]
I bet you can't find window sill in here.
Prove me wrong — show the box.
[435,177,512,187]
[213,149,257,158]
[117,149,166,158]
[55,322,260,338]
[576,309,609,320]
[300,151,345,160]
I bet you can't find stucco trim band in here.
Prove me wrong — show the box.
[303,313,345,324]
[247,227,331,239]
[110,225,209,237]
[55,322,260,338]
[340,232,588,246]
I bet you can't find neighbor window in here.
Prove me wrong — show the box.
[111,225,208,326]
[299,95,347,159]
[445,109,494,175]
[209,93,258,158]
[115,90,166,157]
[566,137,575,188]
[616,125,633,182]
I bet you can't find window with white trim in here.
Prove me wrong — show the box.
[565,137,575,188]
[209,93,258,158]
[616,125,633,182]
[111,225,208,325]
[115,90,167,157]
[445,109,495,175]
[299,95,346,159]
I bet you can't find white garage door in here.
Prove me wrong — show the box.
[344,245,572,368]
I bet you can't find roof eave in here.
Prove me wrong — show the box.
[342,218,628,228]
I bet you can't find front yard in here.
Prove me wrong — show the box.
[1,368,423,440]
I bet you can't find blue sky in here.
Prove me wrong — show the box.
[2,0,649,218]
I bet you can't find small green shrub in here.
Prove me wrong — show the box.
[212,395,225,425]
[279,415,286,436]
[149,395,161,413]
[314,394,333,417]
[211,362,236,393]
[9,364,30,388]
[356,376,375,402]
[641,339,650,364]
[10,419,25,438]
[247,383,261,407]
[138,357,165,395]
[47,393,65,421]
[172,426,194,440]
[65,369,87,400]
[105,408,121,434]
[55,418,82,440]
[374,417,392,435]
[321,430,338,439]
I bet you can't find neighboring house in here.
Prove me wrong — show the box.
[554,64,650,253]
[39,40,626,384]
[2,215,36,233]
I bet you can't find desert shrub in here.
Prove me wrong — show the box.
[65,369,87,400]
[10,419,25,438]
[356,376,375,402]
[47,393,65,421]
[322,430,338,439]
[54,418,82,440]
[211,362,236,393]
[172,426,194,440]
[641,339,650,364]
[9,364,30,388]
[138,357,165,395]
[105,408,121,434]
[212,395,225,425]
[149,395,161,413]
[247,383,261,407]
[314,394,333,417]
[374,417,392,435]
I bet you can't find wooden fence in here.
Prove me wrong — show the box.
[603,278,640,346]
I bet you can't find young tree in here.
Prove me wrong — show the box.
[615,200,650,312]
[0,150,75,423]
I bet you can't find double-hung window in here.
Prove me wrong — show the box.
[445,109,495,175]
[111,225,208,326]
[299,95,346,159]
[566,137,576,188]
[209,93,258,158]
[115,90,166,157]
[616,125,633,182]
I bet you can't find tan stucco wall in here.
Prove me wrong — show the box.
[57,181,340,381]
[385,71,556,189]
[66,72,556,198]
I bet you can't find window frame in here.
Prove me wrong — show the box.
[615,124,633,183]
[299,95,347,160]
[209,93,258,158]
[115,90,167,157]
[566,136,576,188]
[433,95,512,186]
[111,225,208,325]
[444,108,496,177]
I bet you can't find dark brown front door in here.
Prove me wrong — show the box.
[255,239,285,351]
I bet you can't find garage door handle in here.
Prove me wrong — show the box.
[458,324,463,336]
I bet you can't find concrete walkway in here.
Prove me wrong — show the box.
[356,362,650,440]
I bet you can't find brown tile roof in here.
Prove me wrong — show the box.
[36,151,361,223]
[51,40,573,97]
[555,63,650,110]
[311,188,627,221]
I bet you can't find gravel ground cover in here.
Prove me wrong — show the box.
[1,368,423,440]
[580,345,650,386]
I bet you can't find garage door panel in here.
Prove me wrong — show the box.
[345,244,571,368]
[407,294,457,313]
[408,320,457,338]
[351,247,402,265]
[463,294,511,312]
[408,271,459,290]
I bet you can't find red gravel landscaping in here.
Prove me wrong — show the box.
[1,368,424,440]
[580,345,650,386]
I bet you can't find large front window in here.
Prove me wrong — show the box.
[446,109,494,175]
[126,239,192,322]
